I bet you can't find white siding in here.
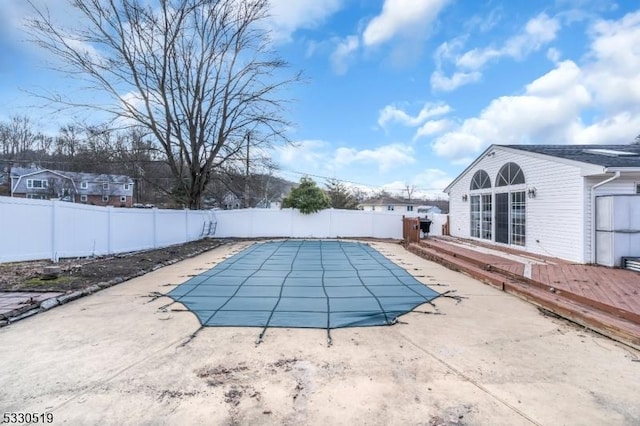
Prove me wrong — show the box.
[448,148,586,262]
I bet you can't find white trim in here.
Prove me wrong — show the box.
[102,195,109,202]
[120,196,127,203]
[123,183,131,191]
[80,194,88,202]
[80,181,88,189]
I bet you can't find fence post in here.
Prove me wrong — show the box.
[153,208,158,248]
[185,208,189,242]
[51,201,59,262]
[107,206,113,254]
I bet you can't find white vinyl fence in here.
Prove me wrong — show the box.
[211,208,447,240]
[0,197,448,263]
[0,197,215,263]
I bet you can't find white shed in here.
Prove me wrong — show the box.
[444,144,640,266]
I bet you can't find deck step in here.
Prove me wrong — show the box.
[408,242,640,350]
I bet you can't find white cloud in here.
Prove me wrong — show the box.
[547,47,562,63]
[414,119,453,140]
[266,0,343,43]
[430,70,482,92]
[431,10,640,162]
[362,0,452,47]
[333,143,416,172]
[378,102,452,128]
[412,168,454,192]
[432,60,592,160]
[277,140,417,176]
[572,112,640,145]
[583,11,640,112]
[277,140,330,168]
[378,167,453,197]
[330,35,360,75]
[432,13,561,92]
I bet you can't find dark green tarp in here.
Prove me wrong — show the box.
[168,240,440,329]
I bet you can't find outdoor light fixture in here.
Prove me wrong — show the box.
[527,187,537,198]
[462,194,468,202]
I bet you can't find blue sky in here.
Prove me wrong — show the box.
[2,1,640,198]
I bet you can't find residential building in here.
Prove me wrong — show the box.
[10,167,135,207]
[359,196,444,216]
[444,144,640,266]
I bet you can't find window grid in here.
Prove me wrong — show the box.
[470,195,481,238]
[481,194,492,240]
[470,170,491,190]
[496,162,525,187]
[511,191,526,246]
[27,179,48,189]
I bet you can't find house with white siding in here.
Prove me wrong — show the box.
[359,196,445,216]
[444,144,640,267]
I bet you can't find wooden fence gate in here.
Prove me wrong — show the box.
[402,216,420,244]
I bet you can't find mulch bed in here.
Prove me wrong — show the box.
[0,238,229,292]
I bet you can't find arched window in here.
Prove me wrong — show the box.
[470,170,491,190]
[496,162,525,186]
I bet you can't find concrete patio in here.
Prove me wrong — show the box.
[1,240,638,425]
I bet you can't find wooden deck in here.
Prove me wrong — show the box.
[409,237,640,349]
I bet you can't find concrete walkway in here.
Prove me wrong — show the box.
[0,241,638,425]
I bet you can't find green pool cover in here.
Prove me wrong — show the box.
[168,240,440,332]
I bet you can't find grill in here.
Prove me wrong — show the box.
[621,257,640,272]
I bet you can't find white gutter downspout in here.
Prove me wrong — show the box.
[590,170,621,264]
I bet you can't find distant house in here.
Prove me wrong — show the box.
[222,191,242,210]
[444,144,640,267]
[10,167,135,207]
[359,197,443,216]
[0,171,9,196]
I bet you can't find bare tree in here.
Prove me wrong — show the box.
[27,0,299,208]
[404,184,415,201]
[0,116,37,158]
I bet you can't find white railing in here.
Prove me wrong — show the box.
[0,197,214,262]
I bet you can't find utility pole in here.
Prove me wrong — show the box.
[244,132,250,208]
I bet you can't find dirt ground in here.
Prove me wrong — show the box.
[0,238,228,292]
[1,241,639,425]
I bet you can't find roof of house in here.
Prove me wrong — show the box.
[360,197,418,206]
[10,167,133,183]
[444,143,640,193]
[504,144,640,168]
